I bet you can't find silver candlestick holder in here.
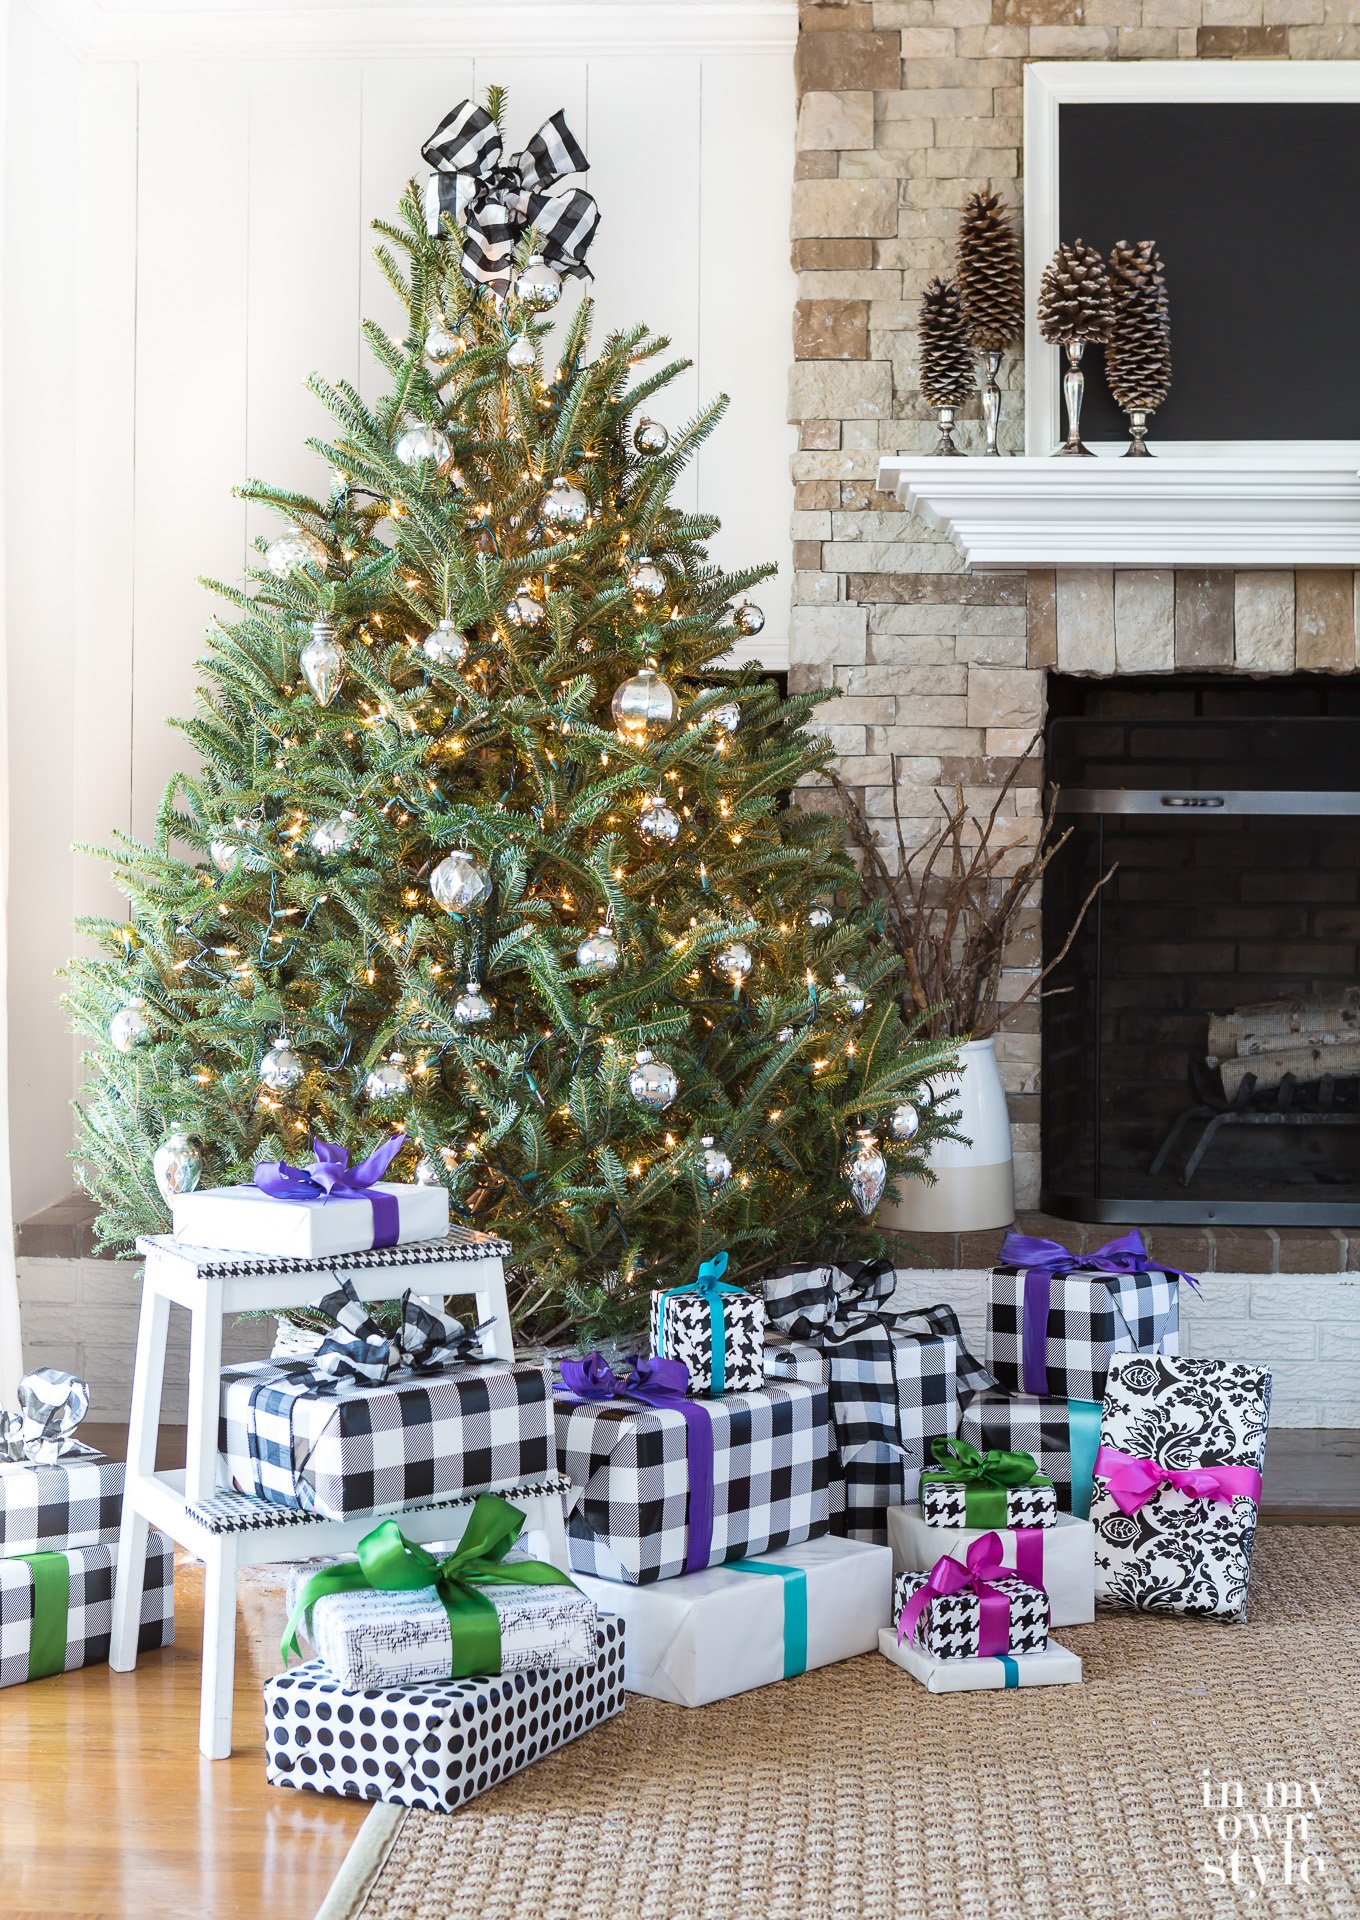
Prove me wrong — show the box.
[1055,340,1095,457]
[979,350,1004,457]
[932,404,966,456]
[1124,409,1153,457]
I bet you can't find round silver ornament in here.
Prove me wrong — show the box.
[735,600,765,638]
[699,1136,732,1190]
[777,1027,795,1043]
[394,422,453,469]
[424,321,464,362]
[430,846,491,915]
[310,810,359,857]
[265,526,326,577]
[629,1047,678,1113]
[542,477,588,530]
[506,333,537,371]
[714,940,753,984]
[611,666,676,737]
[845,1128,887,1217]
[209,838,239,875]
[515,255,562,311]
[834,972,867,1017]
[807,905,834,930]
[633,417,669,456]
[637,796,681,845]
[365,1053,410,1102]
[627,556,667,601]
[505,591,545,630]
[415,1155,443,1186]
[710,701,741,734]
[423,619,468,666]
[109,999,152,1053]
[453,978,494,1026]
[300,619,345,707]
[153,1128,203,1204]
[889,1099,921,1143]
[576,926,620,975]
[260,1031,304,1092]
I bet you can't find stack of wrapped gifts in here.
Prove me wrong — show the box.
[0,1368,173,1690]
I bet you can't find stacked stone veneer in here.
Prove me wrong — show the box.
[790,2,1360,1215]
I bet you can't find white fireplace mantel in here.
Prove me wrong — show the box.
[876,456,1360,571]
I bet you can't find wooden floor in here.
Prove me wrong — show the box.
[0,1554,367,1920]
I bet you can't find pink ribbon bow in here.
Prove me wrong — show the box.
[896,1530,1030,1656]
[1094,1443,1262,1516]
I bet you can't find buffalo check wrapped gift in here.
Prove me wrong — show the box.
[918,1436,1058,1531]
[0,1452,125,1557]
[987,1229,1194,1406]
[554,1353,830,1585]
[220,1280,553,1519]
[889,1504,1095,1628]
[959,1389,1104,1518]
[265,1618,625,1813]
[879,1629,1081,1693]
[761,1261,996,1544]
[650,1253,765,1397]
[893,1532,1049,1660]
[1091,1353,1271,1623]
[0,1531,174,1689]
[282,1495,598,1691]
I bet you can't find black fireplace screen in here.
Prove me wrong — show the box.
[1041,681,1360,1226]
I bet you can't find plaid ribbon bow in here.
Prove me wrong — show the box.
[307,1275,487,1385]
[422,100,600,293]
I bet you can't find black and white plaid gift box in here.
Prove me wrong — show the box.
[1092,1354,1271,1623]
[265,1618,624,1812]
[987,1241,1185,1405]
[649,1286,765,1397]
[0,1531,174,1689]
[0,1451,124,1556]
[919,1476,1058,1530]
[555,1382,830,1585]
[959,1390,1103,1516]
[220,1358,553,1519]
[893,1564,1049,1660]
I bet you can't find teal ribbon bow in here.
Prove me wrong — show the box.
[656,1252,748,1395]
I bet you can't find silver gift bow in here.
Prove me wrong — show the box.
[1,1368,92,1464]
[422,99,600,293]
[305,1275,489,1386]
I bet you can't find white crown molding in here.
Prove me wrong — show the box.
[878,455,1360,570]
[32,0,798,61]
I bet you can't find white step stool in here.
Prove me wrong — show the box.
[110,1228,570,1759]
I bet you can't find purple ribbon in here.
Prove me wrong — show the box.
[254,1135,407,1249]
[1000,1228,1200,1398]
[558,1353,715,1574]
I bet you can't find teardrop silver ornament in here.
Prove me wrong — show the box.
[300,619,345,707]
[845,1129,887,1216]
[415,1155,443,1186]
[628,1048,678,1113]
[153,1129,203,1204]
[890,1100,921,1142]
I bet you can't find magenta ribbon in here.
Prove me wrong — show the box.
[254,1134,407,1249]
[897,1530,1029,1656]
[1094,1442,1262,1516]
[1011,1528,1045,1588]
[557,1353,715,1574]
[1000,1229,1201,1398]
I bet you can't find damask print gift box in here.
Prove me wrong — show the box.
[1091,1353,1271,1623]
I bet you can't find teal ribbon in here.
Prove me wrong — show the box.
[1067,1398,1103,1520]
[728,1557,808,1679]
[656,1252,747,1395]
[996,1654,1020,1689]
[18,1551,70,1682]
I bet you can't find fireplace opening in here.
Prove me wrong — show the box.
[1041,674,1360,1226]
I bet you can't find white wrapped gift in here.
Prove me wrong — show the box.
[887,1505,1095,1628]
[877,1628,1082,1693]
[574,1535,892,1707]
[172,1180,448,1258]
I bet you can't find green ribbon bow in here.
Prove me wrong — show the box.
[921,1436,1046,1531]
[281,1492,578,1680]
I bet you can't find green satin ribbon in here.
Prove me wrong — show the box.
[919,1436,1048,1531]
[728,1558,808,1680]
[280,1492,578,1680]
[19,1551,70,1682]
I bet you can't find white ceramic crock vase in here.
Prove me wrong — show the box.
[880,1036,1015,1235]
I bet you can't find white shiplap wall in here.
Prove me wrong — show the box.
[4,2,797,1219]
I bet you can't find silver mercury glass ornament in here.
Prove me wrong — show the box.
[611,666,676,738]
[424,320,465,362]
[260,1029,304,1091]
[506,333,537,371]
[153,1128,203,1204]
[515,255,562,310]
[633,417,670,455]
[423,618,468,666]
[807,905,834,930]
[576,925,620,975]
[699,1136,732,1190]
[430,846,491,915]
[300,618,345,707]
[415,1154,443,1185]
[541,477,589,530]
[394,421,453,469]
[637,795,681,845]
[833,972,868,1017]
[365,1052,410,1102]
[710,701,741,734]
[844,1128,887,1217]
[453,978,494,1026]
[505,591,545,629]
[209,837,239,875]
[629,1047,678,1112]
[265,526,326,577]
[109,999,153,1053]
[734,601,765,637]
[890,1099,922,1143]
[713,940,753,984]
[310,810,359,857]
[627,555,667,601]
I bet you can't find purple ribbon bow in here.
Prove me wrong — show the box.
[1000,1228,1200,1398]
[558,1353,715,1574]
[255,1135,407,1249]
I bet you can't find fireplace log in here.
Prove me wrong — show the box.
[1218,1038,1360,1098]
[1207,990,1360,1063]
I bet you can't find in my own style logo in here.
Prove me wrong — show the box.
[1200,1770,1332,1896]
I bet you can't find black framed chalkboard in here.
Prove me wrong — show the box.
[1057,102,1360,442]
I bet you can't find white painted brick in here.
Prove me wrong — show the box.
[1180,1276,1252,1319]
[1319,1325,1360,1361]
[1186,1319,1319,1363]
[17,1257,79,1305]
[1250,1276,1359,1319]
[886,1269,988,1355]
[1268,1361,1360,1413]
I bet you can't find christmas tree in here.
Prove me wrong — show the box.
[65,97,957,1341]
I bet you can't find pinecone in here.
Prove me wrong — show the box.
[1037,239,1115,346]
[956,190,1023,353]
[918,278,975,410]
[1105,238,1172,414]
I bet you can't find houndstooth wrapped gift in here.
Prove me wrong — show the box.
[918,1437,1058,1531]
[987,1229,1193,1405]
[649,1254,765,1397]
[761,1261,995,1544]
[265,1618,624,1812]
[889,1505,1095,1628]
[1092,1353,1270,1623]
[0,1531,173,1689]
[959,1389,1104,1518]
[893,1548,1049,1661]
[0,1451,125,1556]
[554,1354,830,1585]
[220,1358,554,1519]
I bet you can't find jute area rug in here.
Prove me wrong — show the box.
[322,1526,1360,1920]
